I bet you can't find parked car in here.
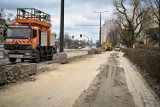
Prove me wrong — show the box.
[78,47,82,49]
[114,46,121,51]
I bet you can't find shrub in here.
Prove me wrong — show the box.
[123,48,160,79]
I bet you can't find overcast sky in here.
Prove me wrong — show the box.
[0,0,114,42]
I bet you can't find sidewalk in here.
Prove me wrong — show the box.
[119,52,160,107]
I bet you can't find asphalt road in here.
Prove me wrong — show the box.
[0,48,88,64]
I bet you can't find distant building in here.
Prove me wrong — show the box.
[101,19,115,44]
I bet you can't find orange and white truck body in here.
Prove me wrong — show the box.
[3,8,56,62]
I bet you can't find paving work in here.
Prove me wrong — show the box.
[0,52,159,107]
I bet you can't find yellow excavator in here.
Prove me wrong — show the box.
[103,39,111,51]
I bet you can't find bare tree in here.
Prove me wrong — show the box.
[145,0,160,26]
[145,27,160,44]
[144,0,160,46]
[0,9,6,42]
[0,9,6,25]
[0,9,14,24]
[113,0,151,47]
[107,28,120,47]
[7,13,14,24]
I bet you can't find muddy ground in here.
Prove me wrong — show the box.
[73,53,135,107]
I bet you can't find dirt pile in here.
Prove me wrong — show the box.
[0,63,37,85]
[53,52,69,64]
[88,49,103,55]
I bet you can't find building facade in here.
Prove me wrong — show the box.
[101,19,115,44]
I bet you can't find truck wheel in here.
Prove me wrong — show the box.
[21,58,24,62]
[33,50,40,63]
[9,58,17,63]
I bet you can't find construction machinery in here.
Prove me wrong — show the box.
[103,39,111,51]
[3,8,56,63]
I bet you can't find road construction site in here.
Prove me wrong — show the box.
[0,50,159,107]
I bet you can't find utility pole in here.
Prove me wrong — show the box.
[93,11,108,47]
[100,13,101,47]
[60,0,65,52]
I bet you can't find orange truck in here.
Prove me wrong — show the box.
[3,8,57,63]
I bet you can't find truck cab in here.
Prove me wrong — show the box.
[103,39,111,51]
[4,8,56,63]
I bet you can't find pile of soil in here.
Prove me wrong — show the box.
[88,49,103,55]
[68,54,92,62]
[53,52,69,64]
[0,63,37,86]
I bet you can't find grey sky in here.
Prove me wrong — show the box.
[0,0,114,42]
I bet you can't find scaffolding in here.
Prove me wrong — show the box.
[16,8,51,29]
[17,8,51,23]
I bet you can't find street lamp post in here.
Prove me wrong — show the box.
[60,0,65,52]
[93,11,108,47]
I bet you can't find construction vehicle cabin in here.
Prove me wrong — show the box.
[103,39,111,51]
[3,8,57,63]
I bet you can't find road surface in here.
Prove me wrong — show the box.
[0,52,159,107]
[0,48,88,64]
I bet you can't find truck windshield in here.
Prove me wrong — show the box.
[7,28,31,38]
